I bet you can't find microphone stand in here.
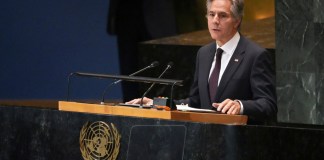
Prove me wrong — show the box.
[65,63,183,103]
[140,62,173,108]
[100,61,159,104]
[66,72,75,101]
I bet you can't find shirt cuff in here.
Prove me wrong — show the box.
[235,100,244,115]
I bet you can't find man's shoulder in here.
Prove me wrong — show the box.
[240,35,266,53]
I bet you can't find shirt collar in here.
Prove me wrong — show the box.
[216,32,240,55]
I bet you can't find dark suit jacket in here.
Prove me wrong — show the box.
[188,35,277,122]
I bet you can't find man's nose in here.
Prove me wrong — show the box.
[212,15,220,24]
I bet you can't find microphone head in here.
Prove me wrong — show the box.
[150,61,160,68]
[167,61,174,69]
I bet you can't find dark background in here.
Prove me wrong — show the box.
[0,0,206,102]
[0,0,121,101]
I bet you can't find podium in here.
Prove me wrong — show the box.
[59,101,248,125]
[1,102,324,159]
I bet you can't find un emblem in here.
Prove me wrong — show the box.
[80,121,121,160]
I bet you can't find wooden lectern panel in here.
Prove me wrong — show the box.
[58,101,247,125]
[59,101,170,119]
[171,111,247,125]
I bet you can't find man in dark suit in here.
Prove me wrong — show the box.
[189,0,277,123]
[127,0,277,123]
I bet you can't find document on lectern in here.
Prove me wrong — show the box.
[176,104,216,113]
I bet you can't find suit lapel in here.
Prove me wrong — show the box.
[215,37,247,101]
[202,43,216,102]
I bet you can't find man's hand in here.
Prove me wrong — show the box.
[125,97,153,105]
[212,99,241,115]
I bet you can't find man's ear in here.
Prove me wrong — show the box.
[235,19,241,29]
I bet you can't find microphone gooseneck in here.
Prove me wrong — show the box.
[100,61,159,104]
[140,62,174,107]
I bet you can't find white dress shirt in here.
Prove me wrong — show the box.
[208,32,240,82]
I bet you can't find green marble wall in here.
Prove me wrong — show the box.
[276,0,324,125]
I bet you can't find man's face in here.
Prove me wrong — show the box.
[207,0,240,46]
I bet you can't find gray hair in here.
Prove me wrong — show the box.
[206,0,244,21]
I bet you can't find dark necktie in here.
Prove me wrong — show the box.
[209,48,223,101]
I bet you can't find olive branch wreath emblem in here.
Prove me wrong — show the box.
[80,121,121,160]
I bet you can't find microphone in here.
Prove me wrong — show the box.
[140,62,174,107]
[100,61,159,104]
